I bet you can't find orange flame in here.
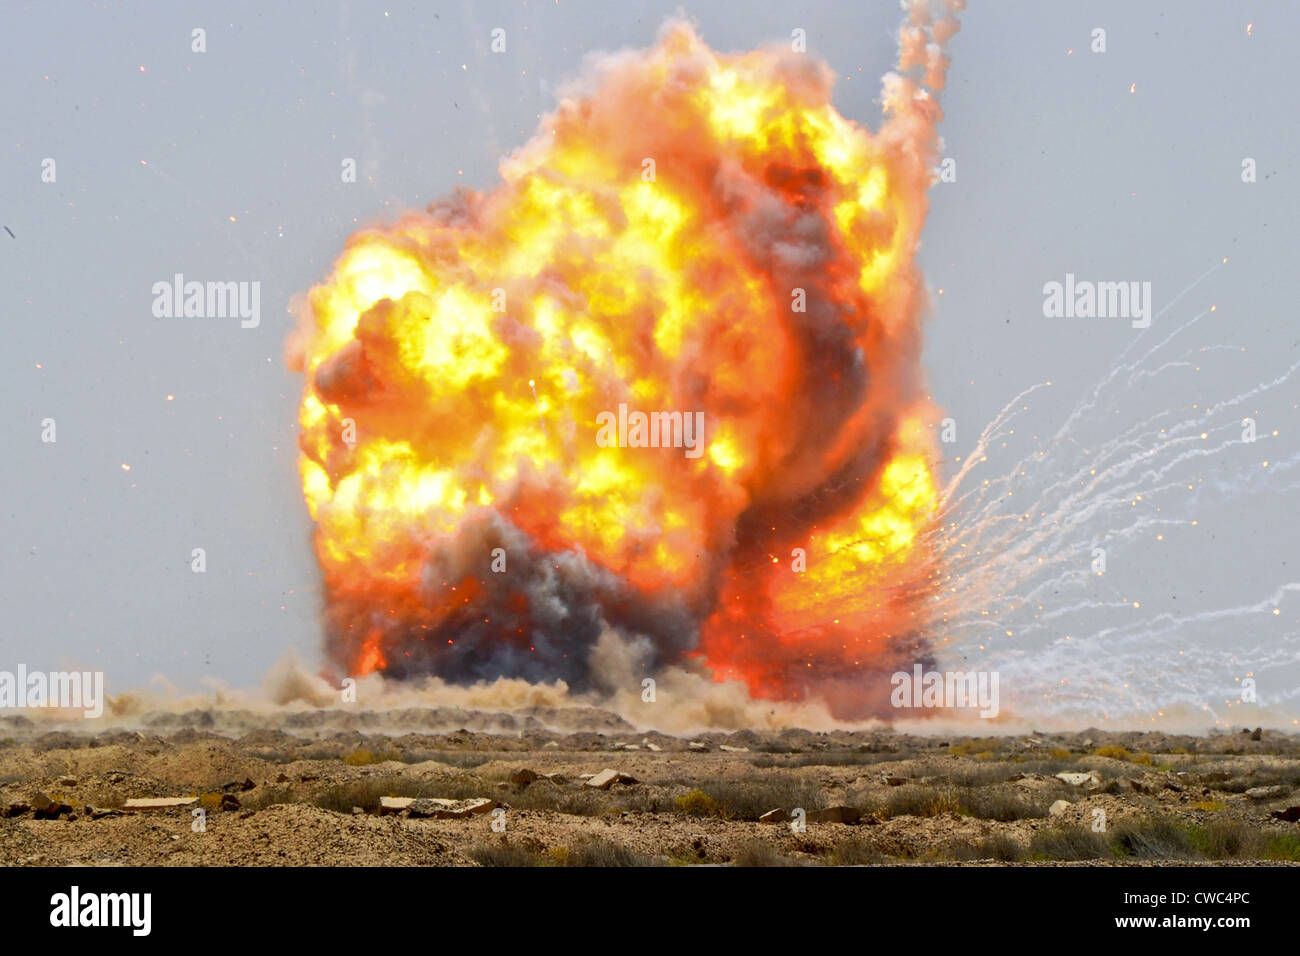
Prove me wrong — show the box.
[289,17,955,716]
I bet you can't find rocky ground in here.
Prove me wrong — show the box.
[3,714,1299,866]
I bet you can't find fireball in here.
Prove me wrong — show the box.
[289,12,958,717]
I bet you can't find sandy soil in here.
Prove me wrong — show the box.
[3,714,1298,866]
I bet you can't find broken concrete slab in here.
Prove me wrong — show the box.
[584,769,637,790]
[378,796,415,814]
[800,806,863,827]
[809,805,861,825]
[380,796,497,819]
[123,797,200,811]
[585,769,620,790]
[408,797,495,819]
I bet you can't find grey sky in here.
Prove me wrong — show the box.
[3,1,1296,721]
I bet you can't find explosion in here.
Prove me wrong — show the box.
[289,4,963,718]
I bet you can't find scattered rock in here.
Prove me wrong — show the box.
[88,806,121,820]
[1055,771,1103,789]
[540,772,568,785]
[881,774,907,787]
[718,744,749,753]
[3,802,31,818]
[1250,728,1263,741]
[1245,785,1289,801]
[759,808,789,824]
[543,741,559,749]
[59,776,78,787]
[688,741,708,752]
[1113,777,1155,795]
[510,768,539,787]
[220,794,241,811]
[31,791,73,819]
[1270,806,1300,823]
[1049,799,1071,816]
[1011,773,1054,788]
[642,740,662,752]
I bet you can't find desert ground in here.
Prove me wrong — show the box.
[3,710,1299,866]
